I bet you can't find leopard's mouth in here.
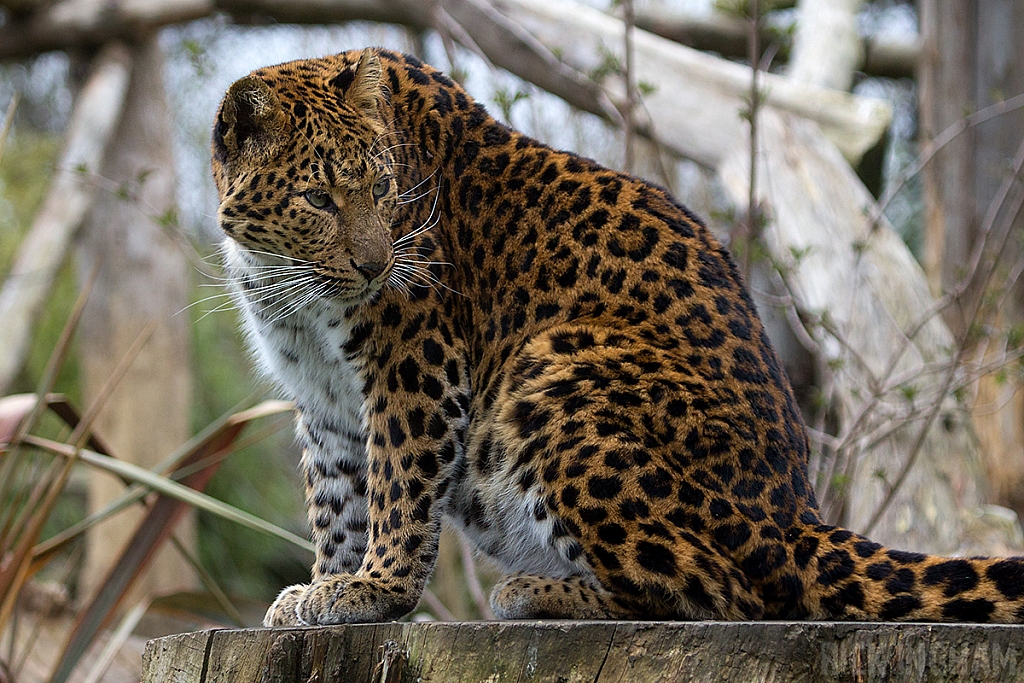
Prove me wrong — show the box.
[313,262,393,304]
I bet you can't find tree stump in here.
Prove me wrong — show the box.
[142,621,1024,682]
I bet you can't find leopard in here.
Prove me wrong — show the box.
[211,47,1024,626]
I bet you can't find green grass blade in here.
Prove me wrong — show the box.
[24,436,308,549]
[48,417,246,683]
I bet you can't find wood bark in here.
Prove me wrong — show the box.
[919,0,978,319]
[0,0,921,79]
[76,37,195,603]
[142,621,1024,682]
[0,43,131,396]
[970,0,1024,522]
[0,0,891,168]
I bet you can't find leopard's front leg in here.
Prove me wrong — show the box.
[264,405,369,626]
[286,316,470,625]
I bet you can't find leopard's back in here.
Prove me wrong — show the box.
[213,48,1024,625]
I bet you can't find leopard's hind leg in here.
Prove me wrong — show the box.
[490,574,628,619]
[485,326,770,621]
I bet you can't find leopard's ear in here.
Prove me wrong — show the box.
[344,50,384,118]
[212,75,287,169]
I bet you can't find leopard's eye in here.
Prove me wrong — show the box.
[371,178,390,200]
[304,189,334,210]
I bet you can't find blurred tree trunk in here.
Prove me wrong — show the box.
[0,44,131,396]
[788,0,863,92]
[920,0,1024,521]
[76,37,195,604]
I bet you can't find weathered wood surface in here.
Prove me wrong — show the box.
[788,0,864,91]
[143,621,1024,682]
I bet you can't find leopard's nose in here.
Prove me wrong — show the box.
[353,261,387,280]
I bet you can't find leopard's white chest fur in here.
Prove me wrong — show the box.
[222,242,589,582]
[222,242,365,445]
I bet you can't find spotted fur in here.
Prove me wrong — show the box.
[211,48,1024,626]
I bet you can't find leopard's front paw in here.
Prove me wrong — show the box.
[264,583,310,627]
[296,574,419,625]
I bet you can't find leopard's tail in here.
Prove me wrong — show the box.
[789,523,1024,622]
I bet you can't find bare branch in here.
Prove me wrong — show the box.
[458,536,495,620]
[719,108,987,552]
[621,0,637,174]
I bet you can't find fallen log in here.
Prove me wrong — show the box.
[142,621,1024,682]
[489,0,891,167]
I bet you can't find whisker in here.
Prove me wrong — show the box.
[368,126,401,151]
[199,266,314,285]
[264,279,333,325]
[234,248,316,265]
[176,290,236,316]
[395,213,441,247]
[397,258,454,268]
[394,180,443,245]
[391,262,466,298]
[397,185,438,206]
[370,141,416,162]
[387,268,416,297]
[397,170,437,199]
[227,263,314,271]
[394,200,442,248]
[193,297,243,323]
[392,246,435,258]
[242,277,320,307]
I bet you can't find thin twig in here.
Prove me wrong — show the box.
[621,0,637,174]
[459,536,495,620]
[871,92,1024,232]
[0,92,19,164]
[741,0,762,276]
[820,115,1024,460]
[418,587,456,621]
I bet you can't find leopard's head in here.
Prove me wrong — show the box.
[211,50,397,304]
